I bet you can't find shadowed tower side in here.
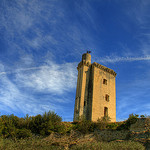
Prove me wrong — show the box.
[74,52,91,121]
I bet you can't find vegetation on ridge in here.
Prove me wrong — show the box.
[0,112,149,138]
[0,112,149,149]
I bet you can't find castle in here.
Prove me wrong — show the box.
[74,52,116,122]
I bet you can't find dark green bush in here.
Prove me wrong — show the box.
[95,116,110,130]
[0,111,62,138]
[29,111,62,135]
[106,123,118,129]
[117,114,139,130]
[16,128,32,139]
[73,116,95,134]
[0,115,17,138]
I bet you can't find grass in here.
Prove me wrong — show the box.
[0,137,64,150]
[70,141,145,150]
[0,137,145,150]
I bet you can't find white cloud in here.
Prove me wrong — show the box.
[97,55,150,63]
[15,61,77,94]
[20,54,34,65]
[0,60,76,116]
[0,0,64,54]
[0,71,60,115]
[0,60,77,95]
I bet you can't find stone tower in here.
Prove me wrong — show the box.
[74,52,116,122]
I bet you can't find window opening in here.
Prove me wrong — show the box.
[105,94,109,102]
[103,79,107,85]
[104,107,108,117]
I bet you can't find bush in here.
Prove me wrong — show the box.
[73,116,95,134]
[117,114,139,130]
[0,115,17,138]
[55,122,74,134]
[16,128,32,139]
[106,123,118,129]
[29,111,62,135]
[0,111,62,138]
[96,116,110,130]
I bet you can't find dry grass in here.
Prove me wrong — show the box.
[0,133,146,150]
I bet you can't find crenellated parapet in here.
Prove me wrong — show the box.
[77,60,91,70]
[92,62,117,77]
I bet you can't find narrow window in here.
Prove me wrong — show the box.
[105,94,109,102]
[103,79,107,85]
[84,101,86,107]
[104,107,108,117]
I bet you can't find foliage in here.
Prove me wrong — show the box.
[0,115,17,138]
[0,112,149,139]
[0,111,62,138]
[96,116,110,130]
[73,116,95,134]
[140,115,145,118]
[16,128,32,139]
[106,122,119,129]
[56,122,75,134]
[117,113,139,130]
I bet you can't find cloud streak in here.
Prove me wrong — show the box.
[0,66,48,76]
[97,55,150,63]
[15,62,77,94]
[0,60,77,118]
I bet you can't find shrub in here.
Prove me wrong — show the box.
[125,113,139,129]
[0,115,17,138]
[0,111,62,138]
[29,111,62,135]
[106,123,118,129]
[16,128,32,139]
[73,116,95,134]
[55,122,74,134]
[96,116,110,130]
[117,114,139,130]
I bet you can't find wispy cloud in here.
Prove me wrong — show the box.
[121,0,150,57]
[0,60,77,95]
[97,55,150,63]
[0,60,77,117]
[0,0,67,56]
[15,61,77,94]
[0,66,47,76]
[0,72,61,116]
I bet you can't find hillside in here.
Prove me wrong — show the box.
[0,112,150,149]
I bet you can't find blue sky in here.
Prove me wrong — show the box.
[0,0,150,121]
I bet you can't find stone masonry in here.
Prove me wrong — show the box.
[74,52,116,122]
